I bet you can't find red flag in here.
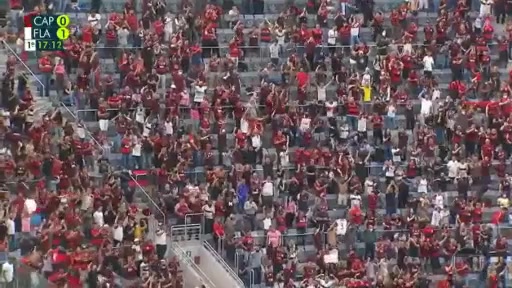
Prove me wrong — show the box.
[23,15,32,27]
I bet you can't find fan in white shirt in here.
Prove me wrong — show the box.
[88,13,102,31]
[93,208,104,226]
[420,96,433,116]
[431,207,443,227]
[202,204,215,219]
[434,193,444,209]
[419,96,433,126]
[164,120,174,136]
[316,78,333,102]
[164,13,174,42]
[227,7,240,22]
[349,194,362,208]
[325,101,337,118]
[364,179,374,194]
[335,219,348,236]
[262,181,274,197]
[279,150,289,166]
[422,54,434,72]
[480,0,493,17]
[113,224,124,244]
[252,134,262,149]
[0,262,13,283]
[193,84,207,103]
[240,117,250,133]
[340,123,349,139]
[132,140,142,157]
[417,176,428,193]
[327,27,338,46]
[357,116,367,132]
[361,72,371,86]
[447,159,460,178]
[132,239,143,261]
[384,164,395,178]
[155,228,167,246]
[300,116,312,132]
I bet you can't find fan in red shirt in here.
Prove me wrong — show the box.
[491,207,507,224]
[228,39,242,60]
[174,198,190,223]
[213,218,225,246]
[311,24,323,44]
[483,17,494,41]
[346,98,360,117]
[389,57,403,84]
[298,24,310,44]
[349,205,363,225]
[480,139,494,159]
[273,130,287,151]
[296,68,309,88]
[371,113,383,130]
[154,56,168,75]
[105,23,118,44]
[38,55,53,74]
[126,9,138,32]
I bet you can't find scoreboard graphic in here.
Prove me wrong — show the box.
[23,14,70,51]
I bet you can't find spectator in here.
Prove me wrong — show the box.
[362,225,377,260]
[5,0,512,286]
[248,246,263,286]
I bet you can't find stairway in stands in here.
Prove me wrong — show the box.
[1,43,53,119]
[2,42,161,239]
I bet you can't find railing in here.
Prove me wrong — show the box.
[185,212,206,234]
[2,40,170,286]
[249,269,255,288]
[12,258,53,288]
[2,40,46,101]
[170,242,216,288]
[99,165,508,203]
[90,43,500,71]
[203,240,245,287]
[169,224,219,287]
[233,251,263,288]
[59,104,167,223]
[170,223,203,242]
[21,40,505,77]
[217,236,225,255]
[64,0,404,16]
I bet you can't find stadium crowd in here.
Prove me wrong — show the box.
[0,0,512,286]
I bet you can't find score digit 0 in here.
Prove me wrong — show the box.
[56,15,70,27]
[56,28,70,40]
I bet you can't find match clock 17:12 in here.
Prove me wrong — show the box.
[37,40,63,51]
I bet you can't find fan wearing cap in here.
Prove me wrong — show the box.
[132,238,143,262]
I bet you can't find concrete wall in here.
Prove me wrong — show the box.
[179,241,243,288]
[168,241,214,288]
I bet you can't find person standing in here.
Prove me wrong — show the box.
[155,225,167,260]
[360,0,374,26]
[362,225,377,260]
[495,0,506,24]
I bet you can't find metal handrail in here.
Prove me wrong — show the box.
[86,40,505,50]
[170,243,217,288]
[203,240,245,288]
[2,40,171,288]
[184,212,206,235]
[2,40,44,90]
[235,250,240,271]
[59,102,167,224]
[217,237,224,255]
[3,41,166,226]
[249,269,255,288]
